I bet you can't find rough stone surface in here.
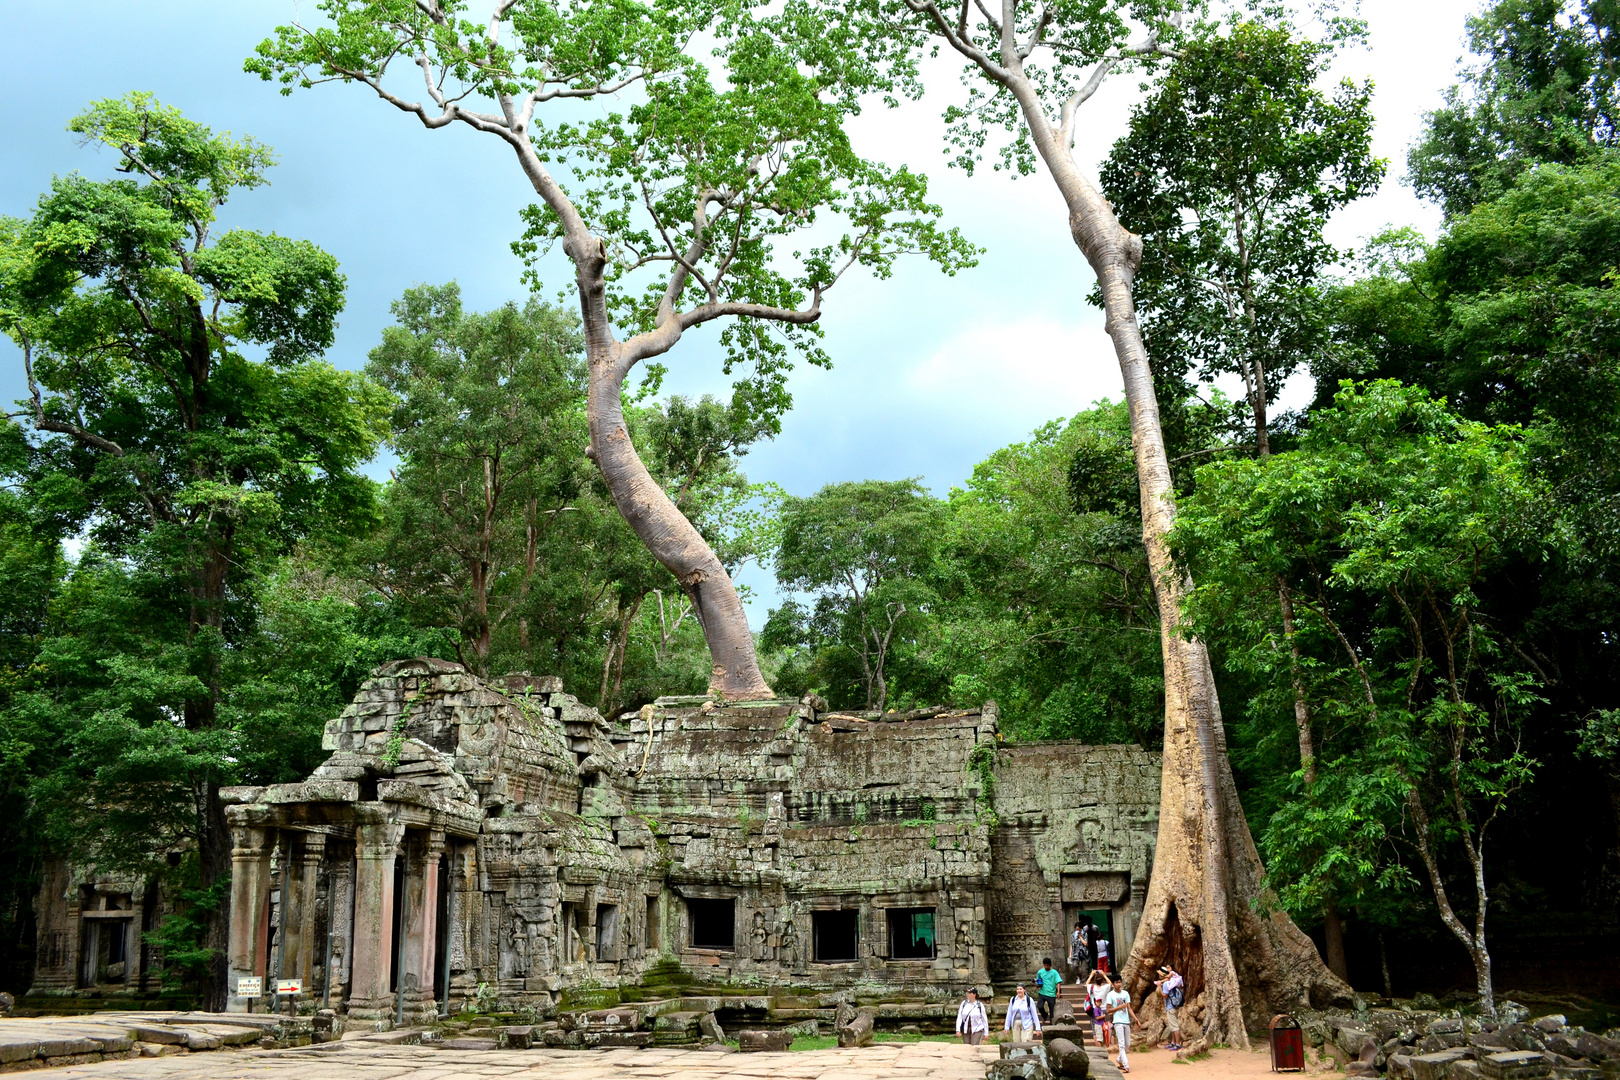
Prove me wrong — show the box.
[1412,1048,1471,1080]
[1047,1037,1090,1078]
[736,1030,792,1052]
[1481,1050,1554,1080]
[33,659,1162,1018]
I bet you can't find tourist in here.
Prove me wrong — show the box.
[956,987,990,1045]
[1086,969,1111,1046]
[1070,921,1089,983]
[1035,957,1061,1023]
[1095,932,1111,973]
[1155,965,1184,1050]
[1106,974,1139,1073]
[1004,984,1042,1043]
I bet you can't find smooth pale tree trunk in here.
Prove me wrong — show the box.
[511,131,774,700]
[985,52,1350,1048]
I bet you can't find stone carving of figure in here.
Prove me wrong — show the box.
[513,921,530,975]
[752,911,769,960]
[955,920,973,966]
[778,917,799,967]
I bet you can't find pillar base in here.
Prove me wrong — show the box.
[344,992,439,1026]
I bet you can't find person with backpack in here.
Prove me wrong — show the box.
[1155,965,1185,1050]
[1106,973,1139,1072]
[956,987,990,1045]
[1095,933,1111,973]
[1070,921,1089,983]
[1004,985,1042,1043]
[1085,969,1111,1047]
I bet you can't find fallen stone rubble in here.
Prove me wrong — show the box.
[1301,1000,1620,1080]
[0,1011,310,1071]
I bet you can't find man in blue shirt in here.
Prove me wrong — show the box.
[1034,957,1062,1023]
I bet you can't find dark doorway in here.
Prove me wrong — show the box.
[812,909,859,962]
[434,850,451,1010]
[687,898,735,950]
[1065,906,1115,969]
[887,908,936,959]
[388,855,406,992]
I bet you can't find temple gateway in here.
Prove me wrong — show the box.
[34,658,1160,1017]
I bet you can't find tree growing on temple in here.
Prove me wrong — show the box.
[1098,21,1382,979]
[843,0,1352,1039]
[1174,381,1553,1016]
[248,0,976,700]
[0,94,386,1007]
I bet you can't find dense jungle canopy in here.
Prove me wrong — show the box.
[0,0,1615,1029]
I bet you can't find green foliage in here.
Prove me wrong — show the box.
[143,866,231,991]
[1175,381,1552,964]
[1409,0,1620,218]
[1099,20,1383,458]
[767,479,948,711]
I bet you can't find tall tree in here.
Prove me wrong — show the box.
[854,0,1351,1038]
[249,0,974,699]
[1100,21,1381,459]
[1410,0,1619,219]
[1099,21,1381,978]
[767,479,947,713]
[1174,381,1553,1016]
[362,282,590,677]
[0,94,385,1006]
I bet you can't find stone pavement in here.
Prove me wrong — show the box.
[38,1040,998,1080]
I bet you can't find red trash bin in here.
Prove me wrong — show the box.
[1270,1014,1305,1072]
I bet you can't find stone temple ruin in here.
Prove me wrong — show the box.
[32,658,1160,1033]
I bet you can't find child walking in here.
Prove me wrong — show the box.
[1106,974,1139,1072]
[1085,970,1111,1047]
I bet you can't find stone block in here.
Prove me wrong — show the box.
[442,1037,499,1050]
[1480,1051,1553,1080]
[1575,1035,1620,1063]
[699,1012,725,1043]
[1389,1053,1416,1079]
[0,1039,39,1064]
[88,1035,134,1053]
[580,1008,639,1031]
[1429,1020,1467,1036]
[35,1037,97,1058]
[988,1056,1055,1080]
[1537,1019,1569,1035]
[1042,1024,1089,1047]
[1556,1070,1606,1080]
[593,1032,654,1048]
[1411,1048,1471,1080]
[1452,1061,1483,1080]
[501,1026,533,1050]
[1505,1025,1548,1053]
[1048,1037,1089,1078]
[838,1010,874,1048]
[737,1030,792,1052]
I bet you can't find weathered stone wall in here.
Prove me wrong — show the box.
[36,658,1162,1019]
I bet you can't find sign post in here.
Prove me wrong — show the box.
[237,976,263,1014]
[276,979,302,1018]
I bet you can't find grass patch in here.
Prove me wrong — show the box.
[1182,1047,1213,1062]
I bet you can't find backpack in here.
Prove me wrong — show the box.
[1167,984,1185,1010]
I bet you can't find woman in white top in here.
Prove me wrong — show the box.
[956,987,990,1045]
[1085,970,1111,1046]
[1003,985,1042,1043]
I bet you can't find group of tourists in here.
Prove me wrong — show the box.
[953,947,1187,1074]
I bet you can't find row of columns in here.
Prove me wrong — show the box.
[227,821,452,1020]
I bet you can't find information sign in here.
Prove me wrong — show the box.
[236,976,263,998]
[276,979,302,995]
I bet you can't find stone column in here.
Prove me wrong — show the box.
[326,850,354,1005]
[348,821,404,1018]
[297,833,326,989]
[227,826,274,1012]
[413,831,445,1016]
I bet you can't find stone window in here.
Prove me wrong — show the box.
[596,904,619,961]
[687,897,735,951]
[812,909,859,962]
[645,896,659,952]
[887,908,936,960]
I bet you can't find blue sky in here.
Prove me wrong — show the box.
[1,0,1480,612]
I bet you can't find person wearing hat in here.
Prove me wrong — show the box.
[956,987,989,1045]
[1154,964,1185,1051]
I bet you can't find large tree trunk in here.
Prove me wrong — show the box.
[987,58,1350,1047]
[505,141,772,701]
[583,346,772,700]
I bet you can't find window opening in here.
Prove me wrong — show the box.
[812,909,859,962]
[687,897,735,950]
[645,896,660,952]
[887,908,935,960]
[596,904,619,962]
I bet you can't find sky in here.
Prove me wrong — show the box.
[0,0,1483,612]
